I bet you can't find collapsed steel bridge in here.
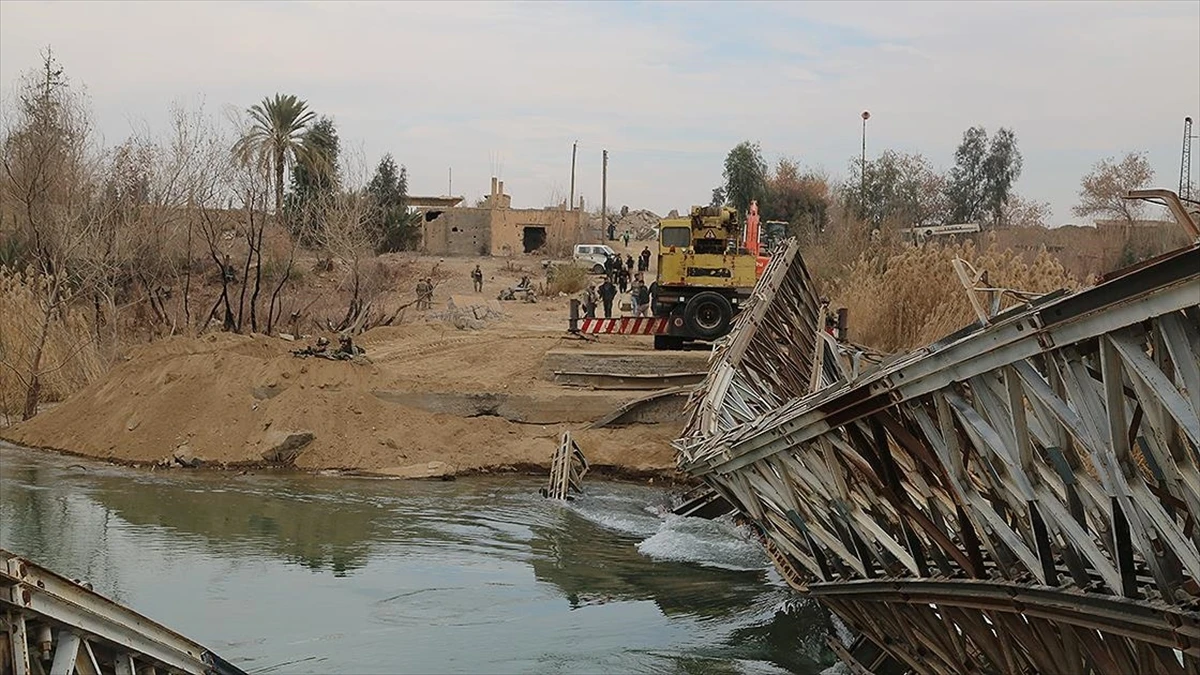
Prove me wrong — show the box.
[676,200,1200,673]
[2,549,245,675]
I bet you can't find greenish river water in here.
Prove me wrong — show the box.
[0,442,838,674]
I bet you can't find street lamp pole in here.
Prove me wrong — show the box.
[861,110,870,219]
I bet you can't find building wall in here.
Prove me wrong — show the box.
[421,209,491,256]
[418,177,586,257]
[489,207,585,257]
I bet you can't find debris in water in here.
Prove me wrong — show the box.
[541,431,589,500]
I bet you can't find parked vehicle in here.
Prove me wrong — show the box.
[573,243,619,274]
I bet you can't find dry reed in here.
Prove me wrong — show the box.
[0,269,106,421]
[833,239,1079,353]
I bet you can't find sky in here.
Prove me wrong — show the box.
[1,0,1197,225]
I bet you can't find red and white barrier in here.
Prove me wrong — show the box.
[578,316,669,335]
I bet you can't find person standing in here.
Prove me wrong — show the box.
[471,264,484,293]
[633,280,650,317]
[415,278,430,310]
[598,278,617,318]
[648,279,658,315]
[639,246,651,272]
[625,254,635,276]
[622,230,631,248]
[617,267,628,294]
[583,284,597,318]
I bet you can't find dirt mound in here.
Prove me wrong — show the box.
[1,331,679,478]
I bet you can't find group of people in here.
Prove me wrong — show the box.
[600,246,653,293]
[582,247,657,319]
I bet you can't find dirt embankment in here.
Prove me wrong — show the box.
[1,303,688,480]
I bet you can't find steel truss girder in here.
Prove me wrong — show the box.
[2,549,245,675]
[677,242,1200,674]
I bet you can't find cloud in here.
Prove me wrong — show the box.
[1,0,1197,223]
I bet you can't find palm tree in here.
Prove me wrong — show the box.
[233,94,329,214]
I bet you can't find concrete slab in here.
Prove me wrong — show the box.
[542,349,712,377]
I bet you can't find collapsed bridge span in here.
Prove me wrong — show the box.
[676,210,1200,673]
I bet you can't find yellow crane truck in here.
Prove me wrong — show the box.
[651,205,766,350]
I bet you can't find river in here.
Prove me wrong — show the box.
[0,442,837,674]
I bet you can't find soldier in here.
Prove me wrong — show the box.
[471,264,484,293]
[415,278,430,310]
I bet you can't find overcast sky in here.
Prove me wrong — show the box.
[2,1,1197,224]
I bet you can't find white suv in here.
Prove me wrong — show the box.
[573,243,619,274]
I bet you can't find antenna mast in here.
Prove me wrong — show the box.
[1181,117,1194,201]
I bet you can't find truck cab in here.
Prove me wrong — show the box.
[652,206,763,349]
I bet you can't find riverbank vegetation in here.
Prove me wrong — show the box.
[0,51,424,421]
[2,48,1190,422]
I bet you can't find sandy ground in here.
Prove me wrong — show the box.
[2,246,698,480]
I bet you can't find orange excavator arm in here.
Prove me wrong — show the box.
[745,200,761,256]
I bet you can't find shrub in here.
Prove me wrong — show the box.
[546,264,589,295]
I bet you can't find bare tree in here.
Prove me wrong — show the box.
[0,49,104,419]
[1073,152,1155,225]
[319,188,380,333]
[1001,194,1052,228]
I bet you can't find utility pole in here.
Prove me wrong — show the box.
[861,110,870,219]
[601,150,608,240]
[448,167,452,196]
[569,140,578,209]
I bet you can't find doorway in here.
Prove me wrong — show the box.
[522,226,547,253]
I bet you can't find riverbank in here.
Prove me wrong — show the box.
[0,265,705,480]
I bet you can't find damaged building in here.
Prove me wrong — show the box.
[413,177,587,257]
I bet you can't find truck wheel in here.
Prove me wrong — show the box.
[592,264,605,274]
[654,335,685,350]
[684,292,733,340]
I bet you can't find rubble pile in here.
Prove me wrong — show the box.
[589,207,662,241]
[433,298,506,330]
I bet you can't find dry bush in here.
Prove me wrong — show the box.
[832,238,1078,353]
[546,264,589,295]
[0,270,106,421]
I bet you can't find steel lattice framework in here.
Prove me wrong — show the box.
[677,227,1200,673]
